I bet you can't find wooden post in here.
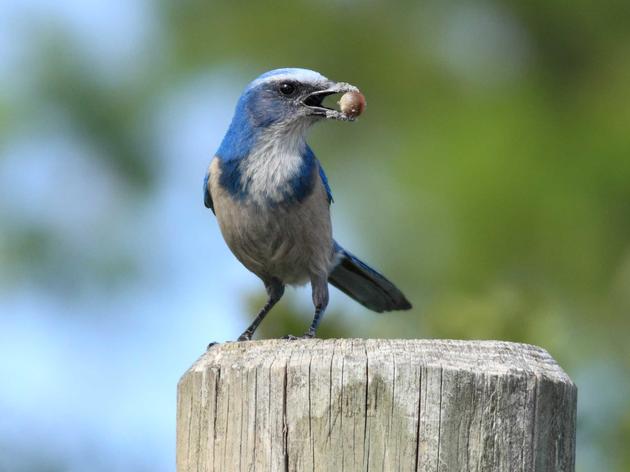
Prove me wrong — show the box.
[177,339,576,472]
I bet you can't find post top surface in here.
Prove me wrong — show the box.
[186,339,573,385]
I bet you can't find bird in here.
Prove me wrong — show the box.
[204,68,411,341]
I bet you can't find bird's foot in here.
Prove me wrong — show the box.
[208,339,244,350]
[282,332,315,341]
[237,333,252,342]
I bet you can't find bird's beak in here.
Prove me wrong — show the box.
[302,81,361,121]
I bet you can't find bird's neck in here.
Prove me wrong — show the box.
[250,121,310,168]
[238,122,315,205]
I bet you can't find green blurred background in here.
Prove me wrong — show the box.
[1,0,629,470]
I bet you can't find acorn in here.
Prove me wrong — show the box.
[338,91,366,118]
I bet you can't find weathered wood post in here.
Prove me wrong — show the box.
[177,339,576,472]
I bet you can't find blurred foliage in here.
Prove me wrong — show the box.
[3,0,630,470]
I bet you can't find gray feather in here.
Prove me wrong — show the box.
[328,244,412,313]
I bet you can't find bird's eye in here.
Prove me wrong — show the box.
[278,82,297,96]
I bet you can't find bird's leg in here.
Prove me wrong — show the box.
[237,278,284,341]
[302,276,330,339]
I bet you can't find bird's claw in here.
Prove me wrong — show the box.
[208,339,246,350]
[282,333,315,341]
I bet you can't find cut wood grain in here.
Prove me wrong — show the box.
[177,339,576,471]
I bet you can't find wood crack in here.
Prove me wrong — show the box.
[436,367,444,472]
[176,339,576,472]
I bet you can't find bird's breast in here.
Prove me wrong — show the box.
[218,133,317,206]
[208,157,333,282]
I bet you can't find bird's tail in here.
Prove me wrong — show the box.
[328,242,412,313]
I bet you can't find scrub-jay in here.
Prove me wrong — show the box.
[204,68,411,341]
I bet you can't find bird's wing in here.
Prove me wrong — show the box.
[203,166,215,214]
[318,162,334,204]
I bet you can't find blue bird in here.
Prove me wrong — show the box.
[205,68,411,341]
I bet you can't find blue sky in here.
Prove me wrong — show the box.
[0,1,245,469]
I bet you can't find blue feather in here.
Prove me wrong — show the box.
[216,142,319,206]
[217,158,246,200]
[216,94,257,162]
[215,84,292,202]
[213,70,331,206]
[215,88,259,201]
[270,145,317,205]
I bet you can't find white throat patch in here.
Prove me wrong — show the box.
[240,120,312,205]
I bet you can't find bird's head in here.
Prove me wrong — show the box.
[217,68,362,161]
[237,68,361,130]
